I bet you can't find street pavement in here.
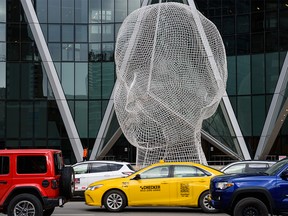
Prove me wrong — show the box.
[53,201,229,216]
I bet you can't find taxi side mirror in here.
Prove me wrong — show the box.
[131,174,141,180]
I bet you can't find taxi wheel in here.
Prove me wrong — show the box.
[103,190,127,212]
[199,191,219,213]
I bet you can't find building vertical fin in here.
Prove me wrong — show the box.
[20,0,83,161]
[255,52,288,159]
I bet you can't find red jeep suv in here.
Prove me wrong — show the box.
[0,149,75,216]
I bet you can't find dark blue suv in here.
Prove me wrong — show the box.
[210,158,288,216]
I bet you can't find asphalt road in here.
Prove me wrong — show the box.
[52,201,229,216]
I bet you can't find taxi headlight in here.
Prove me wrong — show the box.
[86,184,103,191]
[215,182,234,190]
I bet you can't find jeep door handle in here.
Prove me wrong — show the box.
[0,180,7,184]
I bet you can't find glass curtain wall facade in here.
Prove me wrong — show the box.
[1,0,288,164]
[0,0,140,164]
[195,0,288,160]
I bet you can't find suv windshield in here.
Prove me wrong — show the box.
[266,159,288,176]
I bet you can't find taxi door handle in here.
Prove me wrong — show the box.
[0,180,7,184]
[161,182,168,184]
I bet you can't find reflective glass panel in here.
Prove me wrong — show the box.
[36,0,47,23]
[89,24,101,42]
[62,25,74,42]
[62,44,74,61]
[21,63,34,100]
[88,62,101,99]
[0,102,4,137]
[102,0,114,22]
[21,102,33,138]
[237,55,251,95]
[7,43,20,61]
[75,101,88,138]
[48,0,60,23]
[48,43,61,61]
[102,62,114,99]
[6,63,20,99]
[0,0,6,22]
[75,63,88,99]
[237,15,249,33]
[75,25,88,42]
[0,42,6,61]
[0,24,5,41]
[252,96,265,136]
[102,24,114,42]
[89,0,101,23]
[48,25,60,42]
[237,96,252,136]
[128,0,140,14]
[7,102,20,138]
[102,43,114,62]
[75,44,88,61]
[266,52,279,94]
[89,43,101,62]
[34,101,47,138]
[251,54,265,94]
[227,56,236,95]
[75,0,88,23]
[62,0,74,23]
[251,33,264,53]
[222,16,235,35]
[0,62,5,89]
[115,0,127,22]
[89,101,102,138]
[62,63,75,99]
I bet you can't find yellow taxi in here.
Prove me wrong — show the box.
[84,161,222,212]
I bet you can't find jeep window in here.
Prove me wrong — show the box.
[0,156,9,174]
[17,156,47,174]
[54,153,64,175]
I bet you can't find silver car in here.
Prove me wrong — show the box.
[220,160,276,174]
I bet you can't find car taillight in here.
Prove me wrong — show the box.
[51,179,59,189]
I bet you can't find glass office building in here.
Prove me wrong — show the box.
[0,0,287,164]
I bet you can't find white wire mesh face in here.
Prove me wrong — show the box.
[114,2,227,167]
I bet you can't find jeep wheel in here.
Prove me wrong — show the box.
[233,197,269,216]
[60,166,75,200]
[43,207,55,216]
[103,190,127,212]
[7,194,43,216]
[199,191,219,213]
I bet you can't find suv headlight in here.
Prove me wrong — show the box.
[215,182,234,190]
[86,184,103,191]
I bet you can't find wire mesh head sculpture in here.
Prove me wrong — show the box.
[114,2,227,167]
